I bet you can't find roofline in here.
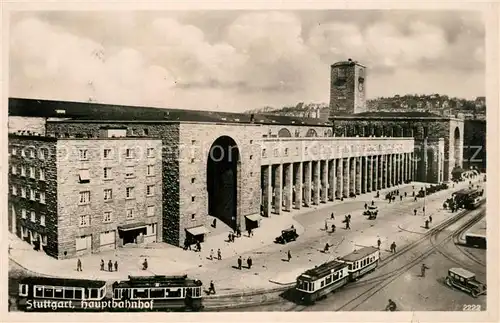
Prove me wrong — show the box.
[330,116,463,121]
[46,119,331,127]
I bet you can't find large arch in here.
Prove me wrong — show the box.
[453,127,461,166]
[207,136,240,230]
[306,129,318,137]
[278,128,292,137]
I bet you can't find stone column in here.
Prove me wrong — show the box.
[321,160,328,203]
[303,161,312,207]
[362,156,368,193]
[336,158,343,199]
[328,159,335,201]
[294,162,302,210]
[413,152,418,181]
[261,165,272,217]
[284,163,293,212]
[349,157,355,195]
[406,153,410,182]
[367,156,372,192]
[399,153,403,184]
[374,155,379,190]
[313,161,321,205]
[343,157,350,198]
[273,164,282,214]
[402,153,406,183]
[356,157,362,195]
[381,155,386,189]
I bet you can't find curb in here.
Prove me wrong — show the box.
[397,224,426,235]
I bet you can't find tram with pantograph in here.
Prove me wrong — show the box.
[338,246,380,281]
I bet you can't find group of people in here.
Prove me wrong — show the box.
[99,259,119,272]
[209,248,222,261]
[236,255,253,269]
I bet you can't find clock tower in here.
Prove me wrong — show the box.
[329,59,367,116]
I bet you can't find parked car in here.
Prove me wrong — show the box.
[363,206,378,220]
[445,267,486,298]
[275,228,299,244]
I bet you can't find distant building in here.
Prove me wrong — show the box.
[329,58,367,115]
[8,133,163,259]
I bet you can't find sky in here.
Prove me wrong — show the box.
[9,10,485,112]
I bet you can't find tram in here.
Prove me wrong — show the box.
[295,260,349,304]
[17,277,107,311]
[465,233,487,249]
[112,275,203,311]
[452,188,483,210]
[338,246,380,281]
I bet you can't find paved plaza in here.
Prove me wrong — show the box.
[9,176,484,296]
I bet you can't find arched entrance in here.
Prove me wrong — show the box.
[207,136,240,230]
[453,127,461,166]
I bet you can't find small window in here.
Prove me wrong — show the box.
[126,187,134,199]
[44,286,54,298]
[30,189,36,200]
[21,187,26,198]
[11,186,17,196]
[34,286,44,298]
[38,149,45,160]
[249,155,253,160]
[40,192,46,204]
[126,148,134,158]
[250,172,253,177]
[262,149,266,157]
[191,140,196,145]
[79,191,90,204]
[11,165,17,175]
[284,148,288,156]
[39,168,45,181]
[191,158,195,163]
[21,209,27,219]
[79,215,90,226]
[40,214,45,226]
[12,147,17,156]
[103,167,112,179]
[125,166,135,178]
[126,208,134,219]
[146,185,155,196]
[21,149,26,157]
[191,196,195,202]
[147,165,155,176]
[30,211,36,222]
[191,213,195,220]
[79,169,90,183]
[30,149,35,158]
[147,206,155,217]
[79,149,88,160]
[103,149,112,159]
[29,166,35,178]
[103,211,112,223]
[147,148,155,158]
[21,166,26,177]
[250,140,253,144]
[104,189,113,201]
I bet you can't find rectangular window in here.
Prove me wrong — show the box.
[147,148,155,158]
[11,166,17,175]
[21,149,26,157]
[126,148,134,158]
[40,192,46,204]
[79,215,90,227]
[21,166,26,177]
[21,187,26,198]
[12,186,17,196]
[30,211,36,222]
[30,149,35,158]
[147,165,154,176]
[30,188,36,201]
[125,166,135,178]
[103,149,112,159]
[78,169,90,183]
[103,211,112,223]
[30,166,35,178]
[79,149,88,160]
[12,147,17,155]
[126,187,134,199]
[338,67,346,78]
[147,223,156,235]
[146,185,155,196]
[38,149,45,160]
[40,214,45,226]
[103,167,112,179]
[79,191,90,204]
[39,168,45,181]
[104,189,113,201]
[126,208,134,219]
[21,209,26,219]
[147,205,155,217]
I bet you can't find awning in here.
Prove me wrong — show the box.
[186,226,210,236]
[245,214,262,222]
[118,222,147,232]
[79,169,90,182]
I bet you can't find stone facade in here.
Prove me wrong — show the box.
[265,124,332,138]
[329,60,367,115]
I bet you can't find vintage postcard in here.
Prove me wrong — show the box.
[2,1,498,322]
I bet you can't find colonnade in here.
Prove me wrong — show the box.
[261,152,416,216]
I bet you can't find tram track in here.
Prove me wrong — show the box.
[204,202,485,311]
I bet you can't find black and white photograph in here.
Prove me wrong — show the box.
[3,2,497,320]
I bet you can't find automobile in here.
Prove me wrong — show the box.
[363,206,378,220]
[445,267,486,298]
[275,228,299,244]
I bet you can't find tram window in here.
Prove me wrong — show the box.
[113,289,120,299]
[64,288,74,299]
[54,288,64,298]
[34,286,44,298]
[326,276,332,284]
[196,287,201,297]
[99,288,105,298]
[90,288,98,299]
[166,288,182,298]
[44,286,54,298]
[150,288,165,298]
[133,288,149,299]
[75,289,83,299]
[348,264,352,270]
[19,284,29,296]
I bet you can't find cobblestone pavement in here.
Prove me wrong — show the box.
[9,176,485,296]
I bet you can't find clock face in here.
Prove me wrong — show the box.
[358,82,364,92]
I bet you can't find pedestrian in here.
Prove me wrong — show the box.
[324,243,330,253]
[209,249,214,260]
[421,263,430,277]
[237,256,242,270]
[391,241,397,253]
[247,257,253,269]
[209,280,216,294]
[108,260,113,272]
[213,218,217,228]
[77,258,82,272]
[331,212,335,219]
[197,241,202,252]
[346,219,351,230]
[414,209,417,216]
[291,224,295,229]
[364,203,368,209]
[400,195,403,201]
[287,250,292,262]
[142,258,148,270]
[423,207,425,213]
[425,219,429,229]
[377,238,381,249]
[228,232,232,242]
[371,200,375,206]
[100,259,105,271]
[114,260,118,272]
[429,215,433,223]
[443,202,447,210]
[404,192,407,197]
[217,248,222,260]
[325,220,328,231]
[331,224,336,233]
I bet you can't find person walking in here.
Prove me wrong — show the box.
[414,209,417,216]
[422,206,426,214]
[213,218,217,228]
[208,280,216,294]
[331,212,335,219]
[217,248,222,260]
[400,195,403,201]
[228,232,233,243]
[377,238,381,250]
[391,241,397,253]
[108,260,113,272]
[100,259,105,271]
[114,261,118,272]
[142,258,148,270]
[209,249,214,260]
[77,258,82,272]
[324,243,330,253]
[404,192,407,197]
[371,200,375,206]
[421,263,430,277]
[429,215,433,223]
[287,250,292,262]
[331,224,336,233]
[325,220,328,231]
[364,203,368,210]
[247,257,253,269]
[237,256,242,270]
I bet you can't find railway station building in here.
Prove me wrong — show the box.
[7,59,464,258]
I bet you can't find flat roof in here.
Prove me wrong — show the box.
[300,260,348,280]
[339,246,379,262]
[19,276,106,288]
[449,267,475,279]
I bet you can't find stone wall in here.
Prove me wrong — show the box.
[264,124,332,138]
[8,136,58,258]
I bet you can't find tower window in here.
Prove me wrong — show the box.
[337,67,346,79]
